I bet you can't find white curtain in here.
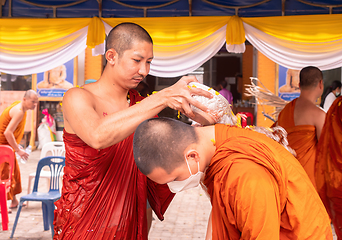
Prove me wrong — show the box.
[0,27,88,75]
[244,23,342,70]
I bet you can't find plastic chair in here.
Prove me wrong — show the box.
[238,112,254,127]
[0,145,14,231]
[27,141,65,196]
[10,156,65,239]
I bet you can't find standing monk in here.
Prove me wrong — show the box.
[53,22,211,239]
[133,118,332,239]
[316,96,342,239]
[276,66,326,189]
[0,90,38,209]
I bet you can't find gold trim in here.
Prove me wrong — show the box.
[202,0,271,15]
[297,0,342,14]
[110,0,180,17]
[19,0,88,9]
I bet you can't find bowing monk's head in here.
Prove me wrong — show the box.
[299,66,323,93]
[104,22,154,89]
[23,89,38,111]
[133,117,212,192]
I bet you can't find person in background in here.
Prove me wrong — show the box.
[321,80,341,112]
[218,80,233,106]
[0,90,38,210]
[276,66,326,189]
[133,117,332,240]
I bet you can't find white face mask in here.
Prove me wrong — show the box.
[167,159,204,193]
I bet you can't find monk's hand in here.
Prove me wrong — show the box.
[17,147,29,161]
[160,76,213,118]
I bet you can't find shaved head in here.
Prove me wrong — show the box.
[300,66,323,90]
[133,118,199,175]
[106,22,153,58]
[24,89,38,99]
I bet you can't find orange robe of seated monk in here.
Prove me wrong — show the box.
[276,98,318,188]
[0,101,26,200]
[203,124,332,240]
[53,90,174,240]
[316,96,342,239]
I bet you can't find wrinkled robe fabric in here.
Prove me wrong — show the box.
[0,100,25,200]
[277,98,318,189]
[203,124,332,240]
[53,90,174,240]
[316,96,342,239]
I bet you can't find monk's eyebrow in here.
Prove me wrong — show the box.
[134,53,153,60]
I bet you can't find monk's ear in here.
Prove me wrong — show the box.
[184,149,200,163]
[105,48,117,66]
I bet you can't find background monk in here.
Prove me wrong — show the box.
[0,90,38,209]
[133,117,332,240]
[276,66,326,189]
[54,22,211,239]
[316,96,342,239]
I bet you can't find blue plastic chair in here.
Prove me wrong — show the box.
[10,156,65,239]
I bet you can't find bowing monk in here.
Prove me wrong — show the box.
[54,22,211,239]
[316,96,342,239]
[0,90,38,209]
[133,117,332,240]
[276,66,326,189]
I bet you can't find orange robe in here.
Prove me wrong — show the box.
[316,96,342,239]
[203,124,332,240]
[53,90,174,240]
[0,100,26,200]
[277,98,318,188]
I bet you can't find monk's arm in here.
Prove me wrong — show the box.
[226,163,280,239]
[4,109,29,160]
[315,109,326,140]
[63,77,211,149]
[205,210,212,240]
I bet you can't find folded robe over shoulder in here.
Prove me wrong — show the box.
[277,99,317,189]
[316,96,342,239]
[203,124,332,240]
[53,90,174,240]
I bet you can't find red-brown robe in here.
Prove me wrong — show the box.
[53,90,174,239]
[316,96,342,239]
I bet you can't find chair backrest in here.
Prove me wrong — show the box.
[0,145,15,181]
[32,156,65,193]
[40,141,65,159]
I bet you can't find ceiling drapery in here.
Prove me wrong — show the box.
[1,14,342,76]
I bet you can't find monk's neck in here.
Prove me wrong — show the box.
[20,102,28,113]
[298,92,319,105]
[196,125,216,168]
[97,72,130,100]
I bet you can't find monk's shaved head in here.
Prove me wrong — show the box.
[299,66,323,90]
[106,22,153,57]
[133,118,198,175]
[24,89,38,99]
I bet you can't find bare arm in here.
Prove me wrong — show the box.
[4,108,29,160]
[205,210,212,240]
[63,76,212,149]
[315,108,326,140]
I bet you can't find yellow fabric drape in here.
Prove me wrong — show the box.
[226,15,246,45]
[242,14,342,43]
[0,18,92,54]
[102,16,230,46]
[86,17,106,48]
